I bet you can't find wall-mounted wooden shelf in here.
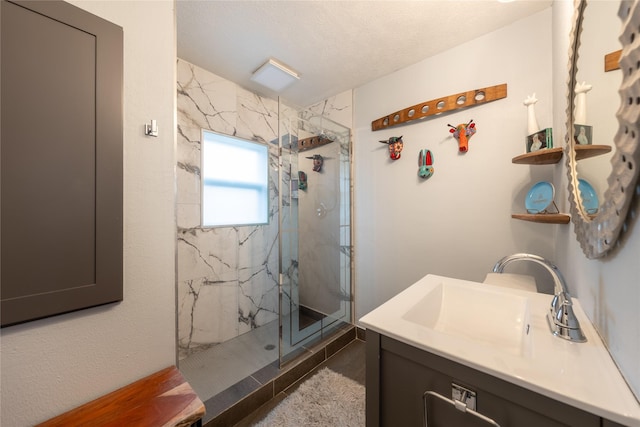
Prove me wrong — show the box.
[511,213,570,224]
[296,134,334,152]
[512,147,563,165]
[371,83,507,131]
[575,144,612,160]
[511,145,610,224]
[511,145,611,164]
[512,147,568,224]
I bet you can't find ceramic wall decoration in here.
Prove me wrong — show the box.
[573,81,593,145]
[298,171,308,190]
[523,93,553,152]
[523,93,540,135]
[574,81,592,125]
[418,149,434,179]
[306,154,324,172]
[525,181,556,214]
[379,135,404,160]
[448,120,476,152]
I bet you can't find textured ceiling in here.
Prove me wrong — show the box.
[177,1,551,107]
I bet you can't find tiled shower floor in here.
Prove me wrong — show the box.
[179,320,280,403]
[180,314,358,425]
[203,326,362,426]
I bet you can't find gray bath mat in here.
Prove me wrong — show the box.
[254,367,365,427]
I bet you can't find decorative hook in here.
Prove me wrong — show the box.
[144,119,158,137]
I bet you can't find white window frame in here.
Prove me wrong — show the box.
[201,130,269,227]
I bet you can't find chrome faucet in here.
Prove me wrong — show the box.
[492,253,587,343]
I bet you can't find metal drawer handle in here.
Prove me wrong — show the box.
[423,390,500,427]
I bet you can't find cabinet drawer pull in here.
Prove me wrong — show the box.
[423,390,500,427]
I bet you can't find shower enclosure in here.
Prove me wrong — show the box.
[176,59,352,409]
[278,103,353,364]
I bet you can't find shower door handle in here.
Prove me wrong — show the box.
[423,390,500,427]
[278,273,285,295]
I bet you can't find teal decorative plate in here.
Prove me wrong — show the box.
[525,181,555,213]
[578,178,599,214]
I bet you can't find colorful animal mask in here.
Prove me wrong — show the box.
[298,171,307,190]
[418,149,434,179]
[448,120,476,153]
[305,154,324,172]
[379,135,404,160]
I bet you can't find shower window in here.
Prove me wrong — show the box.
[201,130,269,227]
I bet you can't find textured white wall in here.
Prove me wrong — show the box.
[553,0,640,401]
[0,1,177,425]
[354,8,557,320]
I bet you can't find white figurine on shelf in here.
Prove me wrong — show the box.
[523,93,540,135]
[574,81,592,125]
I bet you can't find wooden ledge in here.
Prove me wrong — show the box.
[512,147,563,165]
[511,213,570,224]
[37,366,205,427]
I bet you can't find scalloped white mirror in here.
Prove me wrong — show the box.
[566,0,640,258]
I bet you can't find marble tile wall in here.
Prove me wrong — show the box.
[176,59,280,359]
[176,58,354,360]
[302,91,353,130]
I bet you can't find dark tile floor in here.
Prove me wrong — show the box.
[233,338,366,426]
[202,326,359,426]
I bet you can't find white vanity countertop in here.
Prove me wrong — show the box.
[359,274,640,426]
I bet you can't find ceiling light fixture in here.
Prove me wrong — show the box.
[250,58,300,92]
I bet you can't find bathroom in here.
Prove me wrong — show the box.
[1,1,639,426]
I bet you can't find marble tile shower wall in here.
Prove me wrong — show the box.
[176,59,280,359]
[176,58,354,360]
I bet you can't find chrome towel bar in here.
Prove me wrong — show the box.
[423,390,500,427]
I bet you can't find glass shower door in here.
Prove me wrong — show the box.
[278,103,352,365]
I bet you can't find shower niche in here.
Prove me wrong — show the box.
[278,103,353,364]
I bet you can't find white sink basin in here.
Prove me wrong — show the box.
[401,280,530,356]
[359,274,640,426]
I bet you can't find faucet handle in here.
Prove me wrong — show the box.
[549,291,569,315]
[547,307,587,342]
[493,253,587,343]
[555,299,583,330]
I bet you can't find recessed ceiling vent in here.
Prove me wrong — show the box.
[250,58,300,92]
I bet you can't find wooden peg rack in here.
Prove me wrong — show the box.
[296,134,334,152]
[605,49,621,72]
[371,83,507,131]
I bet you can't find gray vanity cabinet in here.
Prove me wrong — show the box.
[366,330,625,427]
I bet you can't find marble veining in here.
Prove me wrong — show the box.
[176,58,353,361]
[177,59,279,359]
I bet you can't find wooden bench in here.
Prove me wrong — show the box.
[37,366,205,427]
